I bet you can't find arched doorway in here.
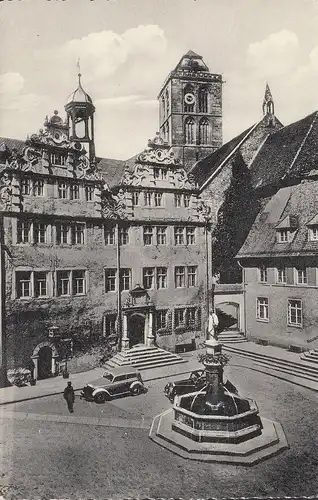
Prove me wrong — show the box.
[216,302,240,332]
[128,313,145,348]
[38,346,53,379]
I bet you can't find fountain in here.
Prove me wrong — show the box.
[149,337,288,465]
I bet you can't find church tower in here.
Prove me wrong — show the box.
[64,72,95,161]
[158,50,223,168]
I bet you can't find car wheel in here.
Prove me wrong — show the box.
[130,384,142,396]
[94,392,108,404]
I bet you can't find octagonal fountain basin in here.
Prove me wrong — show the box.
[172,391,262,444]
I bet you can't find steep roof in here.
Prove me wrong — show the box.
[237,180,318,259]
[0,137,26,155]
[250,111,318,191]
[190,125,256,188]
[96,157,126,188]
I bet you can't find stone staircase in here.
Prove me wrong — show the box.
[218,330,247,343]
[103,344,187,371]
[301,349,318,365]
[222,344,318,389]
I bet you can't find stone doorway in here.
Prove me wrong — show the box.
[128,313,145,348]
[38,346,53,379]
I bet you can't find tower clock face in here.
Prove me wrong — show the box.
[184,93,195,105]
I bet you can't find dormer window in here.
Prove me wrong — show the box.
[278,230,288,243]
[307,226,318,242]
[275,215,298,243]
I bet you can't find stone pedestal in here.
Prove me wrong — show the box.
[146,310,155,347]
[121,313,130,351]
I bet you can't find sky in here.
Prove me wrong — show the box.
[0,0,317,160]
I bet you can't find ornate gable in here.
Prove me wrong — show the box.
[120,133,198,190]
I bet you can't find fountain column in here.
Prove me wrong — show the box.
[204,337,224,407]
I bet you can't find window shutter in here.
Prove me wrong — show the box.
[307,268,317,286]
[286,267,294,285]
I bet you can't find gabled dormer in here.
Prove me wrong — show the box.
[275,215,298,243]
[306,214,318,242]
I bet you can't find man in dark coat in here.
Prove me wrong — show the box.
[63,381,75,413]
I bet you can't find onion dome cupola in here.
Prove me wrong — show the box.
[64,71,96,161]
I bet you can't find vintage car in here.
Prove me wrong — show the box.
[164,370,238,402]
[164,370,206,402]
[81,365,145,403]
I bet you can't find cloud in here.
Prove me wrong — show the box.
[246,30,300,78]
[0,71,44,112]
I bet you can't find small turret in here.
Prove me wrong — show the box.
[64,68,95,161]
[262,83,275,123]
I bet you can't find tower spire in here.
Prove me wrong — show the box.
[262,82,275,116]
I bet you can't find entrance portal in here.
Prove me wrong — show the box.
[38,346,52,379]
[128,314,145,348]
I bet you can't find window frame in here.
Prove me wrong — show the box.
[259,266,268,283]
[156,310,168,330]
[143,267,155,290]
[276,266,287,284]
[143,226,154,246]
[256,296,269,322]
[287,299,303,328]
[156,267,167,289]
[175,266,186,288]
[104,225,116,245]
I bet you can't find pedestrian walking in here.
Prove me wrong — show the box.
[63,381,75,413]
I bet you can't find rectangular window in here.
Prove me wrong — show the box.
[33,179,44,197]
[257,297,269,321]
[276,267,287,284]
[143,267,155,289]
[187,307,196,327]
[187,266,197,287]
[85,185,94,201]
[120,268,131,291]
[34,271,48,297]
[56,223,70,245]
[259,266,268,283]
[154,168,167,180]
[58,182,68,199]
[174,194,182,207]
[72,270,86,295]
[144,191,152,206]
[186,227,196,245]
[156,226,167,245]
[132,192,139,206]
[296,268,307,285]
[104,225,115,245]
[175,308,185,328]
[143,226,153,245]
[157,267,167,289]
[70,184,80,200]
[309,227,318,241]
[288,299,302,327]
[154,192,163,207]
[71,223,85,245]
[156,310,167,330]
[17,220,31,244]
[51,152,66,166]
[21,178,31,195]
[175,266,185,288]
[278,230,288,243]
[105,269,117,292]
[184,194,191,208]
[119,227,129,245]
[16,271,32,298]
[33,222,48,244]
[174,227,184,245]
[103,314,117,337]
[57,271,71,296]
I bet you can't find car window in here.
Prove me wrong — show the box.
[103,373,114,382]
[114,375,127,382]
[127,373,137,380]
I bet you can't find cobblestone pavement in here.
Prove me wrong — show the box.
[0,362,318,499]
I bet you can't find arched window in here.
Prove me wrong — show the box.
[165,89,170,117]
[199,87,208,113]
[184,84,195,113]
[199,118,210,144]
[162,95,166,119]
[185,117,196,144]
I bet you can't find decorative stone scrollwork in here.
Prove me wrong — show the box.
[0,172,12,211]
[121,164,149,187]
[22,146,42,172]
[172,168,198,190]
[136,133,180,166]
[196,199,212,223]
[101,189,128,220]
